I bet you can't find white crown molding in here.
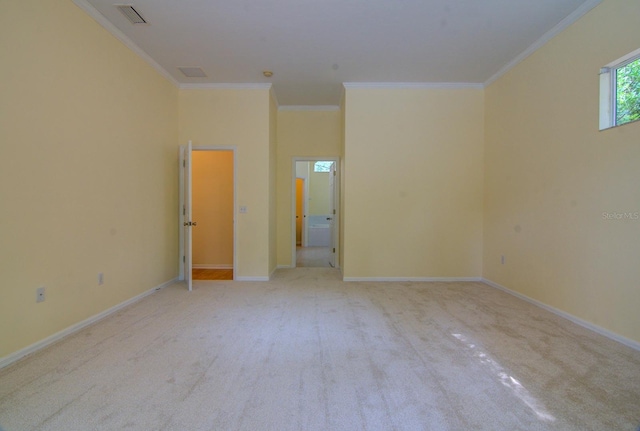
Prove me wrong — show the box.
[278,105,340,111]
[179,83,272,90]
[343,277,482,282]
[343,82,484,90]
[0,277,178,369]
[484,0,602,86]
[72,0,179,87]
[270,85,280,108]
[482,278,640,352]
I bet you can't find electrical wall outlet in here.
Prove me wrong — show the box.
[36,286,46,303]
[98,273,104,285]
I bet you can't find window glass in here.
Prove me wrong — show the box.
[615,57,640,126]
[600,49,640,130]
[314,161,333,172]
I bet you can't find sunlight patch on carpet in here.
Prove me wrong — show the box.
[452,332,556,423]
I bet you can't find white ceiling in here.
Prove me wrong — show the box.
[77,0,599,106]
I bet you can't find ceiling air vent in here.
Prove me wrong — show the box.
[178,67,207,78]
[116,5,147,24]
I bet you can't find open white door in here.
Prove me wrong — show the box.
[180,140,194,291]
[328,161,336,268]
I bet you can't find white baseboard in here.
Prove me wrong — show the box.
[482,278,640,352]
[343,276,482,282]
[277,265,293,269]
[192,264,233,269]
[0,277,178,370]
[235,276,270,281]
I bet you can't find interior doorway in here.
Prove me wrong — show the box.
[191,150,234,280]
[292,158,339,268]
[180,144,236,287]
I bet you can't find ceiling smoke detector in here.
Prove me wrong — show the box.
[116,5,147,24]
[263,71,273,78]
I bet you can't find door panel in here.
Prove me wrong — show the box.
[180,141,193,291]
[296,178,304,246]
[328,162,336,268]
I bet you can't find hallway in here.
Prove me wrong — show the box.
[296,246,332,267]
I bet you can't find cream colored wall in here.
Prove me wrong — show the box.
[192,151,234,267]
[343,87,484,279]
[269,92,278,275]
[296,162,310,179]
[0,0,178,359]
[179,88,272,279]
[484,0,640,344]
[276,109,341,266]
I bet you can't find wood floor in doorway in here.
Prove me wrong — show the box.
[192,268,233,280]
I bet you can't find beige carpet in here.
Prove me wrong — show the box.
[1,268,639,430]
[296,246,332,267]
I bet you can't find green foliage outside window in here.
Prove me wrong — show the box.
[616,57,640,125]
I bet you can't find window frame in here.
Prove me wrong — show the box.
[599,48,640,130]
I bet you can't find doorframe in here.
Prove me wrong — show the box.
[179,145,237,282]
[291,157,340,268]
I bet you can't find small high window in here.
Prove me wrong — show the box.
[314,161,333,172]
[600,48,640,130]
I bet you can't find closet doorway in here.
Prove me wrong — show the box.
[189,149,235,281]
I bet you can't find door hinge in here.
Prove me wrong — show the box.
[183,206,186,215]
[333,209,336,215]
[333,170,336,176]
[183,255,185,263]
[183,160,186,167]
[333,248,335,253]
